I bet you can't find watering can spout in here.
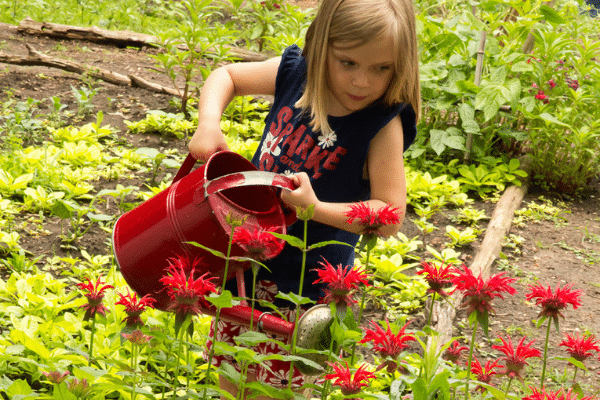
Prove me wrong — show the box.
[198,303,296,340]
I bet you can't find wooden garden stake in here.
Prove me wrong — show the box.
[464,31,487,162]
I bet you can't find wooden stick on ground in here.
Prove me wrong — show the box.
[16,17,269,62]
[428,155,533,350]
[0,43,181,97]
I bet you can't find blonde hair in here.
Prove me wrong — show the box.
[296,0,421,135]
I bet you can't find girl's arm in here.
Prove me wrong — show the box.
[281,114,407,237]
[189,57,282,161]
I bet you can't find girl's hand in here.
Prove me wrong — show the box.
[189,121,230,161]
[280,172,319,212]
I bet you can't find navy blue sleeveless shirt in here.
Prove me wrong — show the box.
[243,45,417,302]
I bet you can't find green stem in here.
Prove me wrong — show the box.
[320,313,338,400]
[465,318,478,400]
[288,217,309,390]
[250,262,258,330]
[186,330,191,391]
[203,224,237,400]
[172,327,185,399]
[540,319,551,388]
[88,315,97,366]
[427,292,436,327]
[573,366,579,382]
[131,343,139,400]
[350,246,371,365]
[504,377,514,397]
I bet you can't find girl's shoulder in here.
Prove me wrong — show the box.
[277,44,306,79]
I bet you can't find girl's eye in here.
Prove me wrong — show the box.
[377,65,391,72]
[340,60,356,67]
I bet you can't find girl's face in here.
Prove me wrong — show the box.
[326,34,395,117]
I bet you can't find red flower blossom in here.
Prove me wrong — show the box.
[523,386,595,400]
[559,332,600,364]
[42,370,70,384]
[232,225,285,261]
[492,334,541,380]
[470,356,501,392]
[444,340,469,364]
[535,90,549,103]
[122,329,153,345]
[417,261,455,298]
[345,202,402,236]
[547,79,556,89]
[324,362,375,396]
[77,276,113,320]
[451,264,517,317]
[566,77,579,90]
[525,282,582,323]
[359,320,415,372]
[116,289,156,329]
[313,258,370,306]
[159,254,218,322]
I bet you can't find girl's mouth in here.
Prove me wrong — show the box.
[348,94,367,101]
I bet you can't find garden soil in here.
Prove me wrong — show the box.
[1,10,600,393]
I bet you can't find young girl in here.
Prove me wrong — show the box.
[189,0,420,397]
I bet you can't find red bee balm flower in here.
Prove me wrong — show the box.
[451,264,517,317]
[444,340,469,364]
[526,282,582,323]
[43,370,70,384]
[359,320,415,372]
[232,225,285,261]
[122,329,153,345]
[345,202,402,236]
[492,335,541,380]
[116,289,156,329]
[313,258,370,306]
[559,332,600,364]
[535,90,549,103]
[159,255,218,321]
[523,386,595,400]
[417,261,455,298]
[77,276,113,320]
[324,362,375,396]
[470,356,501,392]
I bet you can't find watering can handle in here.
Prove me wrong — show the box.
[172,154,198,184]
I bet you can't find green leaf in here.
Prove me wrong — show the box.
[410,377,427,400]
[53,383,77,400]
[269,232,305,249]
[11,330,50,360]
[308,240,355,250]
[538,112,571,128]
[7,379,33,398]
[275,292,314,306]
[187,241,227,259]
[206,290,233,309]
[540,5,565,24]
[50,200,74,219]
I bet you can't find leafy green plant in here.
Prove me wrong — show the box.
[450,206,488,226]
[444,225,480,248]
[150,0,235,118]
[136,147,180,185]
[71,85,99,116]
[125,111,196,139]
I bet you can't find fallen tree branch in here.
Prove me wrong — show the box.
[0,43,181,97]
[429,155,533,350]
[16,17,268,62]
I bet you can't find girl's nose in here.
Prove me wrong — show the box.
[352,70,369,88]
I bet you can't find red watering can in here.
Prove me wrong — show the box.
[112,151,333,374]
